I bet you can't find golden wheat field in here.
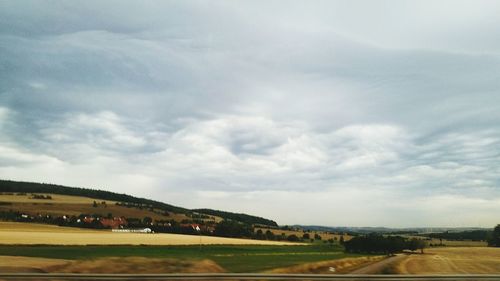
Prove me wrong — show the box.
[0,222,299,245]
[0,256,224,273]
[0,193,116,204]
[254,227,353,241]
[392,247,500,274]
[0,193,216,223]
[269,256,385,274]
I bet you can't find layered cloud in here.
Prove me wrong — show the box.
[1,1,499,227]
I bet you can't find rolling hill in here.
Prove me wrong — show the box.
[0,179,278,228]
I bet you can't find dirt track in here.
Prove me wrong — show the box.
[394,248,500,274]
[349,254,406,274]
[350,248,500,274]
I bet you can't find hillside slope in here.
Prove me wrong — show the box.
[0,179,277,227]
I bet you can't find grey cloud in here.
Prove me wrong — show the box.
[1,1,500,227]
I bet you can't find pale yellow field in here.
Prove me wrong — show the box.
[0,193,219,224]
[255,227,353,241]
[0,222,101,233]
[0,256,224,273]
[0,193,116,204]
[393,247,500,274]
[0,255,70,272]
[0,222,300,246]
[401,235,487,247]
[269,256,385,274]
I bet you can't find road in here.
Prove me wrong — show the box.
[350,254,407,274]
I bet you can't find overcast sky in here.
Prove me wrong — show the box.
[1,1,500,227]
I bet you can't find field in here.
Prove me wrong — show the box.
[0,193,195,222]
[401,234,488,247]
[0,255,225,273]
[0,222,298,246]
[0,193,116,204]
[255,227,353,242]
[0,243,362,273]
[428,240,488,247]
[380,247,500,274]
[0,221,367,273]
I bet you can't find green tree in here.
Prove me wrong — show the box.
[488,224,500,247]
[254,229,265,240]
[143,216,153,225]
[265,230,275,240]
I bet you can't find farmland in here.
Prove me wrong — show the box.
[0,243,363,273]
[0,193,115,204]
[0,193,195,222]
[0,221,367,273]
[352,247,500,274]
[254,227,353,242]
[0,222,297,246]
[400,234,488,247]
[391,247,500,274]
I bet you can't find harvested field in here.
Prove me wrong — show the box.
[0,222,99,233]
[255,227,353,242]
[428,240,487,247]
[0,256,69,273]
[0,256,224,273]
[0,193,220,223]
[401,235,488,247]
[0,222,300,246]
[0,193,116,204]
[49,257,225,273]
[0,202,191,222]
[0,244,352,272]
[268,256,384,274]
[391,247,500,274]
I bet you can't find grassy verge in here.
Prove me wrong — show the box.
[0,244,365,272]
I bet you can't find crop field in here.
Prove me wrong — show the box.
[0,222,298,246]
[0,255,224,273]
[400,234,488,247]
[0,193,116,204]
[0,243,361,272]
[254,227,353,242]
[0,202,192,221]
[388,247,500,274]
[0,193,221,223]
[429,239,488,247]
[0,222,100,233]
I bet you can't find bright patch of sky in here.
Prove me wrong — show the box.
[1,0,500,227]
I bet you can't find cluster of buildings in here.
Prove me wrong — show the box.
[79,216,128,228]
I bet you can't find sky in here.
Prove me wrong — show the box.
[1,0,500,227]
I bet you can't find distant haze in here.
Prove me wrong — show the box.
[1,1,499,227]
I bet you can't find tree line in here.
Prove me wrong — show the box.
[192,209,278,227]
[420,230,491,242]
[343,234,426,254]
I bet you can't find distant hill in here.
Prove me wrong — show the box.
[0,179,277,226]
[193,209,278,227]
[292,225,491,235]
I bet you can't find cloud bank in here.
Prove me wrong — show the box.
[1,0,499,227]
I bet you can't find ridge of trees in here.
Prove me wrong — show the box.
[421,230,492,242]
